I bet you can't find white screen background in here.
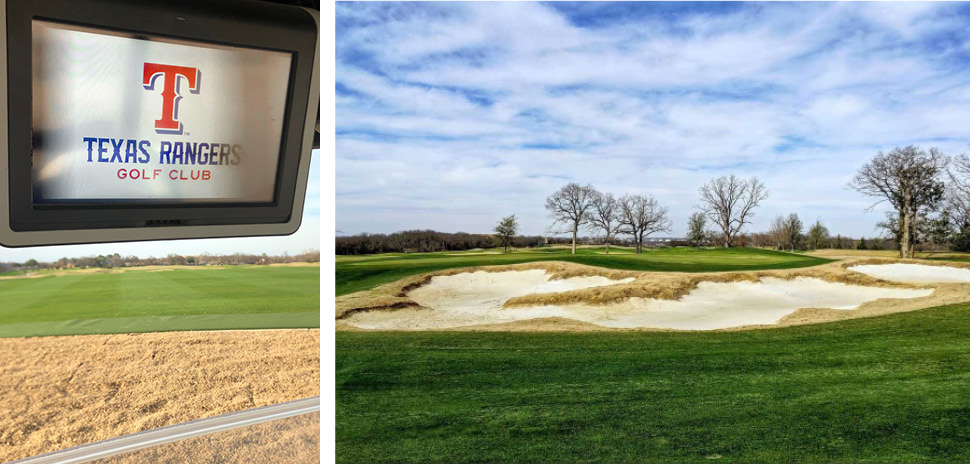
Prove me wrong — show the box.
[31,21,293,203]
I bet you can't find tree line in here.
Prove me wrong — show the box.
[745,215,897,252]
[338,145,970,257]
[541,175,766,254]
[540,145,970,257]
[0,250,320,273]
[335,230,560,255]
[544,184,672,254]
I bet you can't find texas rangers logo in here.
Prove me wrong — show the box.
[143,63,201,135]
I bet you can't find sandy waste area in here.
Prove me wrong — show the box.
[0,329,319,463]
[849,263,970,284]
[342,269,935,331]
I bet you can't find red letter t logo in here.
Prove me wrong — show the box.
[143,63,200,134]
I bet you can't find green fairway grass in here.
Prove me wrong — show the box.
[0,265,320,337]
[337,303,970,463]
[336,246,830,296]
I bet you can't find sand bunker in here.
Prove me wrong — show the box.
[408,269,634,307]
[344,272,933,331]
[849,263,970,284]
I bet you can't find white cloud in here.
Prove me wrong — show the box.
[336,2,970,239]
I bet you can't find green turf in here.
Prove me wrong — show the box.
[337,304,970,463]
[0,312,320,338]
[336,246,830,296]
[0,266,320,337]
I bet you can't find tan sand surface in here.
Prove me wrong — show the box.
[0,329,319,463]
[849,263,970,284]
[348,274,932,331]
[336,259,970,332]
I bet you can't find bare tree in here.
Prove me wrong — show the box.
[748,232,773,248]
[493,214,519,254]
[947,153,970,228]
[686,212,707,247]
[807,218,829,250]
[545,183,596,254]
[618,194,671,254]
[785,213,803,252]
[768,215,788,250]
[586,191,621,254]
[698,175,769,247]
[849,146,947,258]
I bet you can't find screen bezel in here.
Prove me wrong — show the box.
[5,0,317,234]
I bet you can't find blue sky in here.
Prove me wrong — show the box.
[0,150,320,262]
[336,1,970,239]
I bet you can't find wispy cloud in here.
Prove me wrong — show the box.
[337,1,970,238]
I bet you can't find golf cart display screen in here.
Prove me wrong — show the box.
[30,20,293,204]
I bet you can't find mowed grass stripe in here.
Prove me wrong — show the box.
[337,303,970,463]
[336,247,830,296]
[0,266,320,325]
[0,312,320,338]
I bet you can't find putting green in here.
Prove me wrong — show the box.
[336,246,829,296]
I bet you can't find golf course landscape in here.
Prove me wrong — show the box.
[336,246,970,462]
[334,1,970,461]
[0,262,321,462]
[336,246,830,296]
[0,263,320,338]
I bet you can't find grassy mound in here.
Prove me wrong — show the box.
[336,246,829,296]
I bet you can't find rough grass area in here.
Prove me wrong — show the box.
[0,264,320,337]
[336,246,829,296]
[337,303,970,463]
[0,329,320,463]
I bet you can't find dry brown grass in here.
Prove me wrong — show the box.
[0,329,320,463]
[506,261,925,308]
[774,283,970,327]
[808,249,970,260]
[93,412,320,464]
[807,249,904,259]
[268,262,321,268]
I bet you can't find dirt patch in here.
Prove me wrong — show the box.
[0,329,320,463]
[0,273,49,281]
[268,262,321,267]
